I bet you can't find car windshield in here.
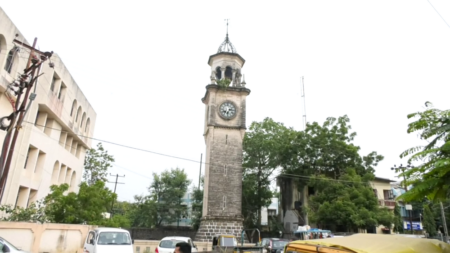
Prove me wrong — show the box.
[0,237,20,251]
[221,237,237,247]
[97,232,132,245]
[159,240,184,248]
[273,241,289,248]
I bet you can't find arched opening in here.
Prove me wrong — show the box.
[70,100,77,117]
[51,161,60,185]
[215,66,222,80]
[4,47,19,74]
[0,34,7,70]
[65,168,72,184]
[80,112,86,128]
[69,171,77,191]
[85,118,90,135]
[59,165,67,184]
[75,107,82,122]
[225,66,232,80]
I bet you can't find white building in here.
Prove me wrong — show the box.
[0,7,96,207]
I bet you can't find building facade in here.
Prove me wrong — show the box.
[0,7,96,207]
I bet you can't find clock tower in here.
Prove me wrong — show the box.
[195,30,250,242]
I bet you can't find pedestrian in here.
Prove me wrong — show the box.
[319,233,323,239]
[175,242,191,253]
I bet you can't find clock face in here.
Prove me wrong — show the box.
[219,102,236,119]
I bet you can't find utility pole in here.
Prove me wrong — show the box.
[0,37,53,203]
[108,173,125,218]
[198,153,202,190]
[440,201,448,242]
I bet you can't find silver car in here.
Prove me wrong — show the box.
[0,237,29,253]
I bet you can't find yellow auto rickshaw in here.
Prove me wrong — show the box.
[284,233,450,253]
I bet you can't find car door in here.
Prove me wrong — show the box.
[84,231,95,253]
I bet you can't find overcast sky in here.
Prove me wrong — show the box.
[2,1,450,202]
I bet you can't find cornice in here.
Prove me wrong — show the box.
[201,84,251,103]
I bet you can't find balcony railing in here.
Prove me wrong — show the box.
[378,199,396,208]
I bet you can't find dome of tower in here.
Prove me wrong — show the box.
[217,33,237,54]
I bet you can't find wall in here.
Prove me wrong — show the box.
[0,221,96,253]
[0,222,256,253]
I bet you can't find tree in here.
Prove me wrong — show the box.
[127,195,158,228]
[308,168,394,232]
[423,204,437,237]
[400,102,450,201]
[242,118,290,227]
[148,168,191,226]
[191,177,204,230]
[280,116,383,183]
[0,200,47,223]
[44,181,117,225]
[83,142,115,186]
[393,203,404,233]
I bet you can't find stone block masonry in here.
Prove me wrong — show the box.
[195,217,244,242]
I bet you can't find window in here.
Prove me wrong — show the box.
[159,240,183,248]
[373,189,378,197]
[384,189,394,200]
[4,47,19,73]
[87,232,95,245]
[97,232,131,245]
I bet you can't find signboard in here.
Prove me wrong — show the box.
[404,221,422,230]
[405,204,412,210]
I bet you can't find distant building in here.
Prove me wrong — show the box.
[277,176,405,234]
[391,182,423,232]
[0,7,96,208]
[261,198,279,230]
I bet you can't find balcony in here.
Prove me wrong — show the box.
[378,199,396,209]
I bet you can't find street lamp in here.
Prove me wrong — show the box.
[391,163,414,234]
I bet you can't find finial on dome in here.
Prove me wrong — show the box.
[217,19,237,54]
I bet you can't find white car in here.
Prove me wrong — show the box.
[0,237,30,253]
[156,236,198,253]
[83,228,134,253]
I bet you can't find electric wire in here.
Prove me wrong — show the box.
[22,121,394,186]
[426,0,450,30]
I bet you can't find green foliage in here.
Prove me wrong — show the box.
[44,181,117,225]
[308,168,394,231]
[280,116,382,184]
[191,177,203,230]
[217,78,231,89]
[0,200,47,223]
[148,168,191,226]
[243,118,289,227]
[393,203,404,233]
[83,142,115,186]
[399,103,450,202]
[423,204,437,237]
[127,195,157,228]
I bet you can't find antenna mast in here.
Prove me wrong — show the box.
[301,76,307,130]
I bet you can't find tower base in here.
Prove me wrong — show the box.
[195,216,244,242]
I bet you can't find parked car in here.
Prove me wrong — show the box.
[260,238,290,253]
[156,236,198,253]
[83,227,134,253]
[0,237,29,253]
